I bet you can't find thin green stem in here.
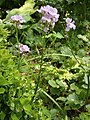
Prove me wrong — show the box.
[48,34,56,48]
[40,89,65,115]
[67,42,85,71]
[29,37,48,103]
[31,35,46,103]
[15,24,21,70]
[15,24,19,45]
[31,51,43,103]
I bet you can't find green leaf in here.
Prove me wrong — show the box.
[42,106,51,118]
[79,112,90,120]
[48,80,59,88]
[56,79,68,89]
[53,32,64,39]
[60,46,72,57]
[56,97,66,102]
[67,93,79,104]
[23,104,31,115]
[20,97,25,105]
[70,83,81,94]
[0,111,5,120]
[0,76,8,86]
[45,32,64,39]
[83,73,89,84]
[0,88,5,94]
[11,113,19,120]
[67,92,85,108]
[50,109,57,118]
[50,88,60,95]
[20,66,29,73]
[77,34,89,42]
[5,0,36,22]
[66,93,84,109]
[86,104,90,112]
[77,49,86,57]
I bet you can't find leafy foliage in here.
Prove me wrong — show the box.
[0,0,90,119]
[5,0,36,22]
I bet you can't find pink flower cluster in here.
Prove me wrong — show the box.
[11,15,25,28]
[19,44,30,53]
[66,18,76,31]
[11,15,24,23]
[38,5,59,32]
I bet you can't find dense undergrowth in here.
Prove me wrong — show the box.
[0,0,90,119]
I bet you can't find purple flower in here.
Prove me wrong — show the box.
[19,44,30,53]
[44,27,49,32]
[38,5,58,16]
[38,5,59,32]
[11,15,25,23]
[66,18,76,31]
[41,15,51,23]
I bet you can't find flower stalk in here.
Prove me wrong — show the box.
[15,23,21,70]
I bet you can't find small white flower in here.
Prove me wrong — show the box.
[19,44,30,53]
